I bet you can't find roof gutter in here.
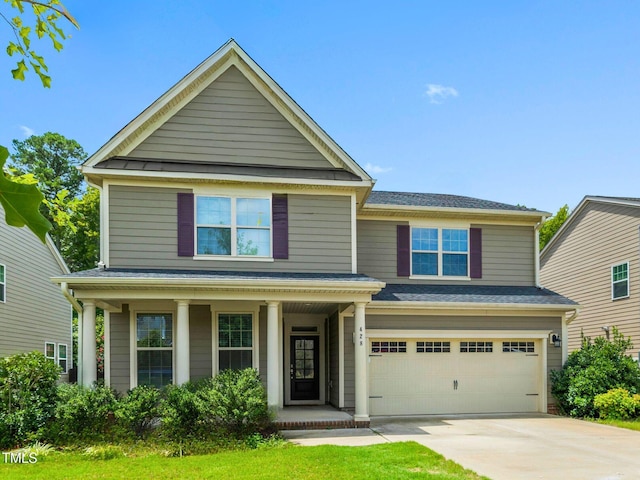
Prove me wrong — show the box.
[368,300,578,312]
[60,282,83,314]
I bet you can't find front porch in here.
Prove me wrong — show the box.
[275,405,366,430]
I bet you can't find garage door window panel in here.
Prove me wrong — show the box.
[417,341,451,353]
[502,341,535,353]
[371,341,407,353]
[460,341,493,353]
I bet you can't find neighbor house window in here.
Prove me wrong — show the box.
[218,313,253,370]
[45,342,55,361]
[0,264,5,302]
[411,227,468,277]
[196,196,271,257]
[612,262,629,300]
[136,313,173,388]
[58,344,68,373]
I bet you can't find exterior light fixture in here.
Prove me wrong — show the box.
[551,334,561,348]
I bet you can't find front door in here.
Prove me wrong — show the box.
[290,335,320,401]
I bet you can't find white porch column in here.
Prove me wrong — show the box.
[81,301,97,386]
[175,300,190,385]
[354,302,369,423]
[267,301,280,409]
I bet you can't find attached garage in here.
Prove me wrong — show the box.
[368,333,547,416]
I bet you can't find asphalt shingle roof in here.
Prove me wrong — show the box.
[373,284,576,306]
[366,191,540,212]
[60,268,380,283]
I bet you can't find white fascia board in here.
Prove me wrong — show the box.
[363,203,549,221]
[366,329,553,339]
[368,301,579,313]
[81,166,372,189]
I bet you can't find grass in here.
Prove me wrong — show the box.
[0,442,489,480]
[595,418,640,432]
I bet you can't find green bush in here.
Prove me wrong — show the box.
[594,388,638,420]
[160,383,207,441]
[115,385,161,439]
[47,383,118,443]
[0,351,61,448]
[551,328,640,418]
[207,368,271,436]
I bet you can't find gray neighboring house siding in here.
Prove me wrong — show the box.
[357,220,535,285]
[0,213,71,380]
[129,66,334,170]
[541,200,640,357]
[109,185,352,273]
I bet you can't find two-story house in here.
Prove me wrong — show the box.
[54,40,577,424]
[541,196,640,359]
[1,206,72,380]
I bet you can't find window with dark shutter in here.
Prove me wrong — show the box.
[177,193,194,257]
[272,194,288,259]
[470,228,482,278]
[397,224,410,277]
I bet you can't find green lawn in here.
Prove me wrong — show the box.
[595,418,640,432]
[1,442,488,480]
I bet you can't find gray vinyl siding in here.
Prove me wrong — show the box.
[189,305,212,381]
[541,202,640,357]
[0,209,71,380]
[109,185,352,272]
[343,316,355,409]
[109,305,130,393]
[365,314,562,404]
[328,311,339,407]
[357,220,535,285]
[129,66,334,170]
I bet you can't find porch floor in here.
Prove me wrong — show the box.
[275,406,367,430]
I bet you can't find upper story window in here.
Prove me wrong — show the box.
[196,196,271,257]
[0,264,5,302]
[411,227,469,277]
[612,262,629,300]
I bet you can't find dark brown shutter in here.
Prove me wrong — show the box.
[272,194,288,259]
[397,225,410,277]
[177,193,194,257]
[470,227,482,278]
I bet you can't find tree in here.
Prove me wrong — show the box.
[1,0,78,242]
[539,204,569,250]
[58,187,100,272]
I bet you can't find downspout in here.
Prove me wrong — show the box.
[61,282,83,383]
[562,308,580,365]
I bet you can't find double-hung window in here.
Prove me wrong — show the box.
[58,344,68,373]
[218,313,254,370]
[136,313,173,388]
[196,196,271,257]
[411,227,469,277]
[0,264,5,302]
[612,262,629,300]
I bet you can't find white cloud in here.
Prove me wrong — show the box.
[19,125,35,137]
[424,84,459,104]
[365,162,392,174]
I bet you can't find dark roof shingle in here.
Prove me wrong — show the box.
[366,191,540,212]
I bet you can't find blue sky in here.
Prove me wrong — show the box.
[2,1,640,214]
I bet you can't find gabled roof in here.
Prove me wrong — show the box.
[82,39,371,185]
[541,195,640,258]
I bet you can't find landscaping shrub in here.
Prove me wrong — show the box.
[47,383,118,443]
[160,383,207,441]
[594,388,639,420]
[0,351,61,448]
[115,385,161,439]
[551,328,640,418]
[207,368,271,436]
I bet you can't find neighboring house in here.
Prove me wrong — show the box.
[54,40,577,423]
[0,205,72,380]
[541,196,640,359]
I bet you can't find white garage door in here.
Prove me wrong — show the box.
[369,338,541,416]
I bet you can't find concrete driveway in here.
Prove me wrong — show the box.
[282,414,640,480]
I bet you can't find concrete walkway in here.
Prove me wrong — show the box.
[282,414,640,480]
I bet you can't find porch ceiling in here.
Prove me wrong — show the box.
[283,302,338,314]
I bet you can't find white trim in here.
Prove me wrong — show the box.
[212,309,260,374]
[368,301,577,314]
[351,193,357,274]
[357,213,543,227]
[410,225,470,279]
[534,223,541,287]
[130,309,176,389]
[57,343,69,374]
[363,203,549,219]
[45,341,56,361]
[0,263,5,303]
[338,311,345,409]
[193,256,275,262]
[366,329,553,339]
[541,339,548,412]
[45,236,70,274]
[611,261,630,300]
[104,311,111,388]
[101,182,110,267]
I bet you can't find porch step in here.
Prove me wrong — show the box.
[276,419,370,430]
